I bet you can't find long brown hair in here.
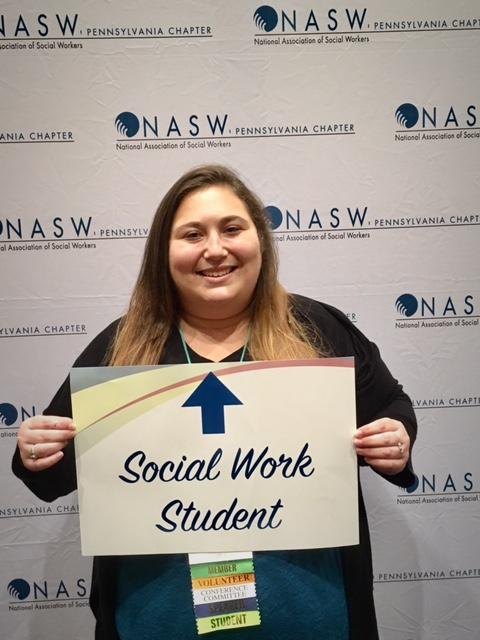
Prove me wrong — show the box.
[109,165,324,364]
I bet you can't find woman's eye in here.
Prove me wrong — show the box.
[184,230,202,241]
[224,225,241,235]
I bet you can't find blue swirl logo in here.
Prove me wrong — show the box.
[406,476,420,494]
[264,205,283,230]
[395,103,419,129]
[0,402,18,426]
[254,5,278,32]
[8,579,31,600]
[395,294,418,317]
[115,112,140,138]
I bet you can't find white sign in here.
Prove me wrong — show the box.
[71,359,358,555]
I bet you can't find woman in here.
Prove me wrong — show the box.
[13,165,416,640]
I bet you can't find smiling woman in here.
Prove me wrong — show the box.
[12,164,417,640]
[169,186,262,323]
[108,164,321,365]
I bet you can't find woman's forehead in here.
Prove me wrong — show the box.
[173,185,250,225]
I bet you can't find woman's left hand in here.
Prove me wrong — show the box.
[353,418,410,475]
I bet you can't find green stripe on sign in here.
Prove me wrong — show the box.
[197,610,261,634]
[190,559,254,580]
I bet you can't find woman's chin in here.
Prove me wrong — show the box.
[183,292,249,320]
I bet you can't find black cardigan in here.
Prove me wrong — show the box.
[12,295,417,640]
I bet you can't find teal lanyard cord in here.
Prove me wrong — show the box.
[178,326,250,364]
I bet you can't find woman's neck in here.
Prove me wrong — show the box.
[179,311,250,361]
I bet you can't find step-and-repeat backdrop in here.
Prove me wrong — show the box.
[1,2,479,638]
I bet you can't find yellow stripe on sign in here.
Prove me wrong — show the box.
[72,363,216,431]
[72,361,248,453]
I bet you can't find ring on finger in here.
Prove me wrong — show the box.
[29,444,38,461]
[397,441,404,455]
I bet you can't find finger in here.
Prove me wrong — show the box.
[19,440,69,467]
[355,445,405,460]
[22,450,65,472]
[26,441,70,459]
[355,419,398,438]
[20,428,76,444]
[27,416,75,430]
[354,432,404,449]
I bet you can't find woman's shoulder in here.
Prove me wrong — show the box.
[73,318,122,367]
[289,293,348,324]
[289,293,359,353]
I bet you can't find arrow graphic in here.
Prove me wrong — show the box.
[182,372,243,435]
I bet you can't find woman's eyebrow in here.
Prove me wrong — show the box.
[173,214,249,231]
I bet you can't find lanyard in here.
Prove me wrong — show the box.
[178,326,250,364]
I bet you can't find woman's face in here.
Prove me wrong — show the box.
[169,185,262,319]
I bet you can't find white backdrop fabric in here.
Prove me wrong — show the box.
[1,1,479,639]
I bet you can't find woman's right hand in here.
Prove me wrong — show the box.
[17,416,76,472]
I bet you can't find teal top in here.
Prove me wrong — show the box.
[116,549,348,639]
[116,336,349,639]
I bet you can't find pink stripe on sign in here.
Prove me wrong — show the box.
[86,357,353,428]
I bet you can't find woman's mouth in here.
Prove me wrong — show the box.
[197,267,237,278]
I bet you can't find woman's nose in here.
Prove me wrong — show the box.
[204,232,228,259]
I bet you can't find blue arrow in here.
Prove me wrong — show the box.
[182,372,243,435]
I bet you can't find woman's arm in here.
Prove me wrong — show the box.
[11,318,121,502]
